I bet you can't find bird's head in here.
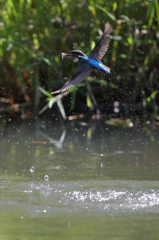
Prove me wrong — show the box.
[59,50,86,60]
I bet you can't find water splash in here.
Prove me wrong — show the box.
[44,175,49,181]
[30,166,35,173]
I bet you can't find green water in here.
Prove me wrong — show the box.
[0,121,159,239]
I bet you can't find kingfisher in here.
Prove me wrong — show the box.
[52,22,111,94]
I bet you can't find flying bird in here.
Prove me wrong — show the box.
[52,22,111,94]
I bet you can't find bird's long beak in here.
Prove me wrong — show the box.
[59,52,74,59]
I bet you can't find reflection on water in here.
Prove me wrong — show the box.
[0,120,159,239]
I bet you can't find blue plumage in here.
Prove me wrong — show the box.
[81,57,110,74]
[52,23,111,94]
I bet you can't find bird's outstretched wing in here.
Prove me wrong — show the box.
[89,22,111,60]
[52,66,92,94]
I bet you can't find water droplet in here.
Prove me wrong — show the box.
[30,166,35,173]
[44,175,49,181]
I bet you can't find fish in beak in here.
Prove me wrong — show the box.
[59,52,75,59]
[61,52,67,60]
[58,52,67,59]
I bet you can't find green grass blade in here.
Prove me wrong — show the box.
[39,87,53,98]
[57,99,66,119]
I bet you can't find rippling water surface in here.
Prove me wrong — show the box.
[0,120,159,239]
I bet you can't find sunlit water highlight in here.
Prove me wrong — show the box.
[1,179,159,215]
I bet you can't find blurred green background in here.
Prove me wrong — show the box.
[0,0,159,122]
